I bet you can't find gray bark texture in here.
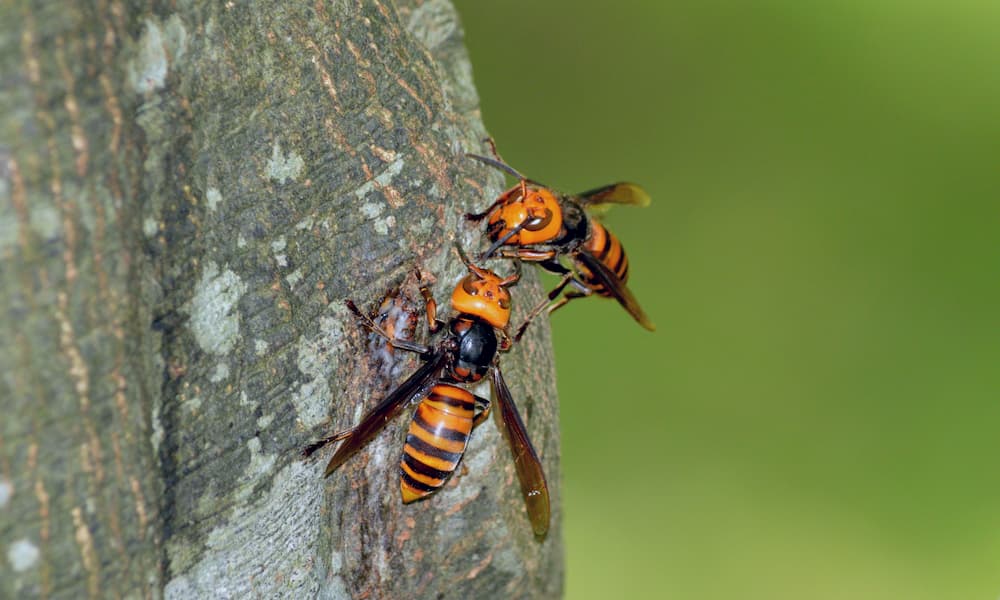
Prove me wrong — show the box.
[0,1,563,598]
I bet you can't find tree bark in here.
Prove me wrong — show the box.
[0,1,562,598]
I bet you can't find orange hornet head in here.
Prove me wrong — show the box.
[486,182,563,246]
[450,245,520,329]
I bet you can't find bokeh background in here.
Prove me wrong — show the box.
[453,1,1000,598]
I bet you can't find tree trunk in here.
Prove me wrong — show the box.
[0,1,562,598]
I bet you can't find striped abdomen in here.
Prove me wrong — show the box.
[581,221,629,295]
[400,384,475,503]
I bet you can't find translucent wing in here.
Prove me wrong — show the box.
[575,182,651,214]
[324,352,448,476]
[491,362,550,537]
[576,249,656,331]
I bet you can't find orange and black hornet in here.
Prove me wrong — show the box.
[303,246,550,537]
[466,141,655,340]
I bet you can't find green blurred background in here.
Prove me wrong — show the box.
[453,1,1000,598]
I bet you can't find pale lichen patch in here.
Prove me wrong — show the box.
[164,463,330,599]
[28,204,60,242]
[328,551,349,598]
[237,234,247,248]
[205,187,222,211]
[185,395,202,412]
[256,412,274,430]
[7,538,39,572]
[143,217,158,237]
[0,479,12,507]
[254,339,269,356]
[354,157,405,200]
[375,158,405,187]
[415,217,435,236]
[128,16,187,94]
[189,262,247,356]
[407,0,459,51]
[374,214,396,235]
[209,362,229,383]
[163,573,194,599]
[164,15,188,61]
[367,428,393,474]
[360,202,383,219]
[271,236,288,267]
[291,306,348,429]
[151,394,165,455]
[266,142,305,184]
[244,438,275,482]
[128,20,166,93]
